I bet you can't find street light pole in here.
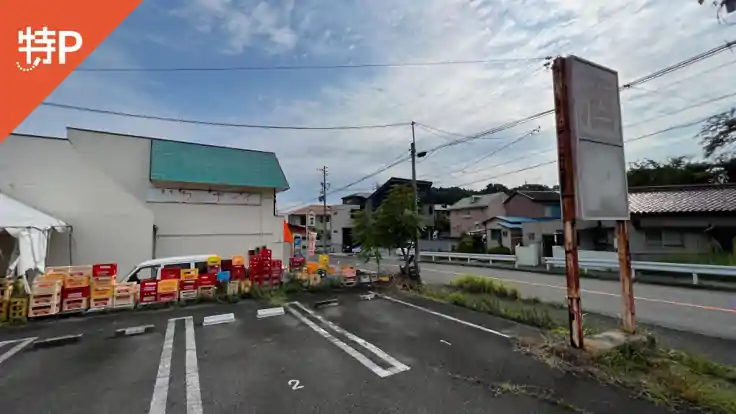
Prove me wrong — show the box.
[410,121,421,275]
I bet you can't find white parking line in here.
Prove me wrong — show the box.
[149,319,175,414]
[148,316,202,414]
[286,303,408,378]
[291,301,410,375]
[184,317,203,414]
[0,337,37,366]
[371,292,510,339]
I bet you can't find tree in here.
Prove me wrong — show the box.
[352,185,425,282]
[698,108,736,160]
[352,209,383,274]
[626,156,721,187]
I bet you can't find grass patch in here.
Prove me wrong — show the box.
[594,342,736,413]
[417,283,559,330]
[451,274,520,300]
[250,285,288,306]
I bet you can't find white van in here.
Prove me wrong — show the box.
[119,254,218,284]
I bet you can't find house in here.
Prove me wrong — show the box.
[287,204,332,227]
[365,177,434,231]
[511,184,736,261]
[448,193,507,238]
[0,128,290,276]
[503,190,561,218]
[484,216,560,252]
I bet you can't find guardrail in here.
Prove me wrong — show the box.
[543,257,736,285]
[419,251,518,267]
[419,251,736,285]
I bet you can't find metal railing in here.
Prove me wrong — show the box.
[543,256,736,285]
[418,251,736,285]
[419,251,518,267]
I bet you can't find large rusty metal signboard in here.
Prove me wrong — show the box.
[566,56,630,221]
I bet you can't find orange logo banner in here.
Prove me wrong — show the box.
[0,0,143,143]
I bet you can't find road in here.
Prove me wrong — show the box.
[0,295,685,414]
[333,255,736,340]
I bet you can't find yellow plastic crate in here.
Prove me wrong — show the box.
[180,268,199,281]
[64,274,90,289]
[0,300,8,322]
[157,279,179,294]
[91,286,114,299]
[207,255,221,266]
[8,298,28,323]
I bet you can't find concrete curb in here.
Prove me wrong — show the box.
[113,325,155,338]
[420,259,736,293]
[30,334,83,349]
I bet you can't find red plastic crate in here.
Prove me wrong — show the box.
[231,266,246,280]
[179,280,197,291]
[157,292,177,303]
[139,294,157,304]
[160,268,180,280]
[140,279,158,292]
[92,263,117,278]
[62,286,90,300]
[198,273,216,287]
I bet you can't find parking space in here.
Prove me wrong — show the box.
[0,294,680,414]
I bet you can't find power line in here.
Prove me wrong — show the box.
[75,57,553,73]
[39,102,409,130]
[416,38,736,157]
[447,127,541,176]
[450,115,714,188]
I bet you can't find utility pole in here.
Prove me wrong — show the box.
[410,121,421,276]
[318,166,329,253]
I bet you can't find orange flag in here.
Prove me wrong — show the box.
[283,219,294,244]
[0,0,144,142]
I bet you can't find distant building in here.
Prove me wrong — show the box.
[448,193,507,238]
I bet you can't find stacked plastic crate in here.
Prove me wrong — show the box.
[90,263,116,310]
[28,276,63,318]
[62,266,91,312]
[270,259,283,286]
[114,282,137,309]
[157,268,180,303]
[231,255,249,295]
[261,249,273,287]
[139,278,158,306]
[249,251,262,287]
[179,269,199,301]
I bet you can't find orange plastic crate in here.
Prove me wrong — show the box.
[157,279,179,294]
[31,280,62,295]
[45,266,70,276]
[180,268,199,281]
[90,297,113,309]
[232,255,245,266]
[62,298,89,312]
[115,283,137,295]
[68,265,93,278]
[64,274,90,289]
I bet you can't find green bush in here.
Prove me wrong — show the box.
[451,274,520,300]
[488,246,511,255]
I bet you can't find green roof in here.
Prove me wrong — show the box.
[149,140,289,190]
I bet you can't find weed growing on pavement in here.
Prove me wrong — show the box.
[417,284,559,330]
[451,274,520,300]
[250,285,288,306]
[519,335,736,414]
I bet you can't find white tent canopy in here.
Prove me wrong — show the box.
[0,192,69,284]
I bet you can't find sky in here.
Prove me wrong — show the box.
[14,0,736,212]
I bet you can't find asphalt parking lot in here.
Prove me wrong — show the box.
[0,294,690,414]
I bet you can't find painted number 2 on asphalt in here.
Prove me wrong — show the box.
[288,379,304,390]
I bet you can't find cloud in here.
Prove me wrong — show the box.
[172,0,299,53]
[14,0,736,210]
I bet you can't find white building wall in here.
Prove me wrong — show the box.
[66,128,285,262]
[0,134,153,275]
